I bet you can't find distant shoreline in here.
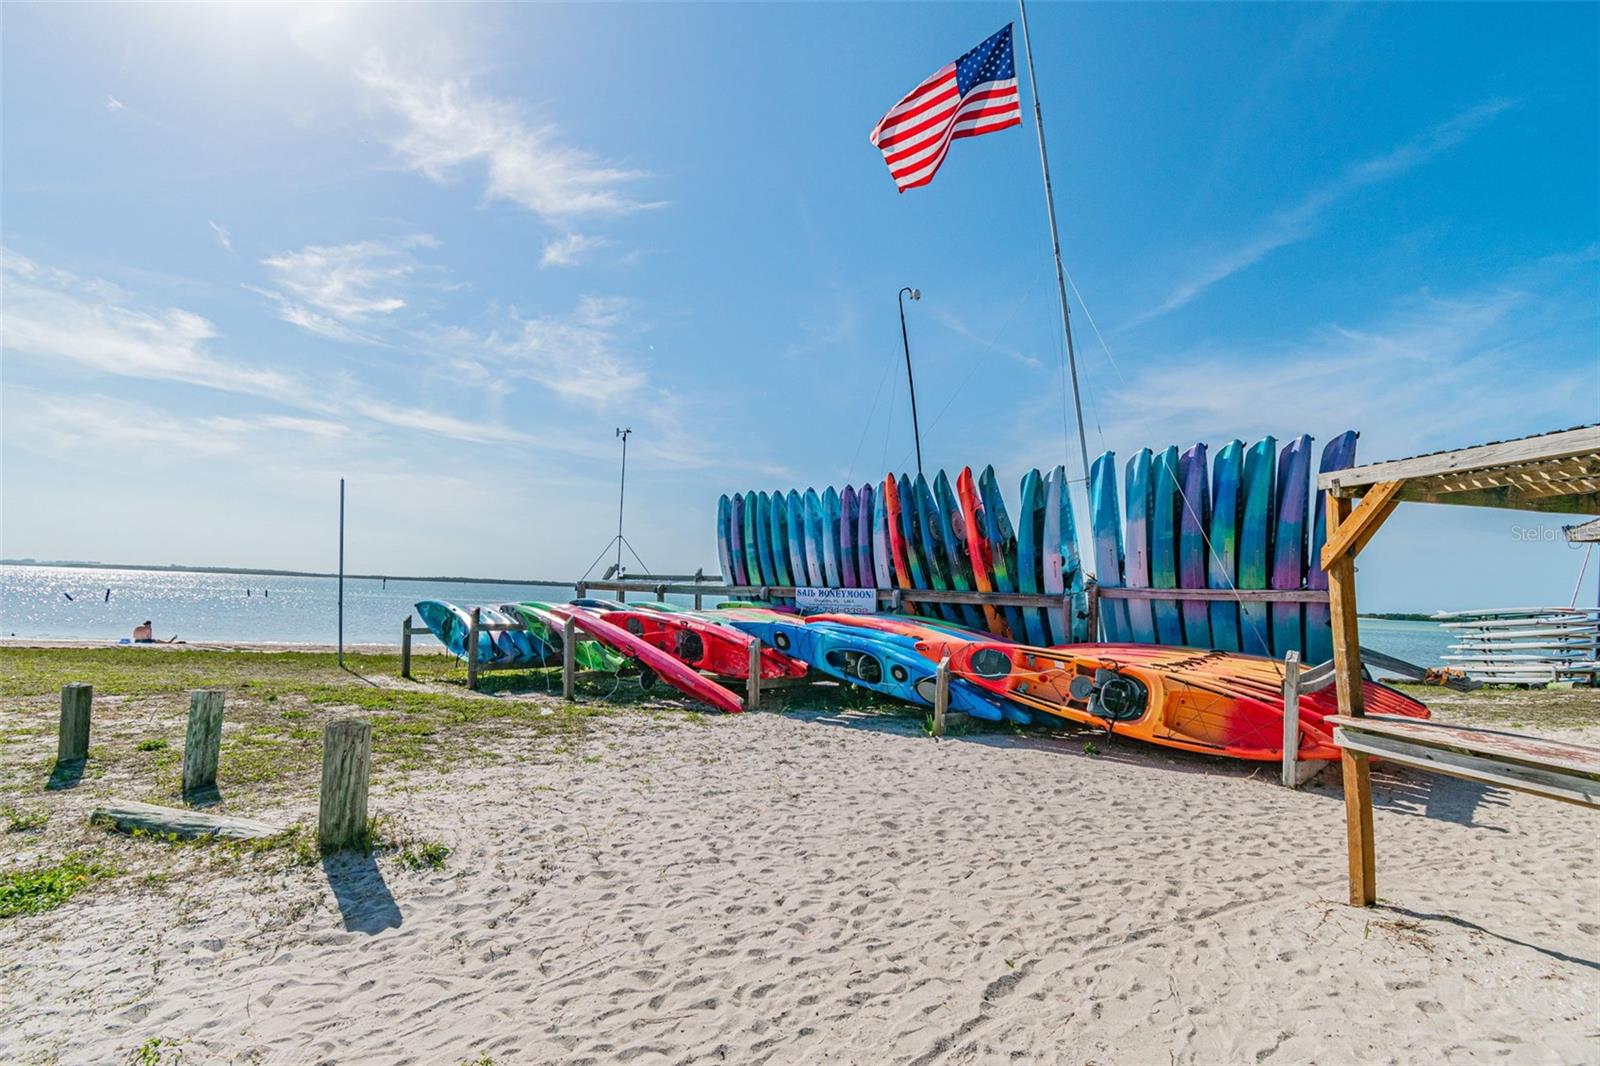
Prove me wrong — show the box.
[1357,612,1439,622]
[1,559,579,588]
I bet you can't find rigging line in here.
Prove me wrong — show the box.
[847,342,903,483]
[1571,543,1594,610]
[880,365,900,475]
[1063,267,1128,388]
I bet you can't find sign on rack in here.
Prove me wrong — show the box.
[794,587,877,614]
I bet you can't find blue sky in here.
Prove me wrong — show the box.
[2,2,1596,610]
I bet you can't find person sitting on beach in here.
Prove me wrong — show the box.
[133,621,154,643]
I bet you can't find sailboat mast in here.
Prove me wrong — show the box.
[1016,0,1092,491]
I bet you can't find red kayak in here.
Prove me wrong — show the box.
[547,606,746,714]
[601,610,808,680]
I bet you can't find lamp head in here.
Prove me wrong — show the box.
[909,289,921,301]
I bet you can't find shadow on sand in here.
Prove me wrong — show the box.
[45,758,86,791]
[1381,903,1600,971]
[323,851,402,934]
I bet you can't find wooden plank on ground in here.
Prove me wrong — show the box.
[92,800,282,841]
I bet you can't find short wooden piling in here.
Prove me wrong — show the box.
[318,719,372,853]
[57,683,92,764]
[182,689,225,798]
[562,616,576,700]
[466,607,482,691]
[1281,652,1302,788]
[401,614,413,679]
[932,657,951,737]
[746,640,762,711]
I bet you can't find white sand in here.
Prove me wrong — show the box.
[5,708,1596,1064]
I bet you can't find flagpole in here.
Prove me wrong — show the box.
[1016,0,1092,495]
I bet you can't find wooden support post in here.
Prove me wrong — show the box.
[932,657,951,738]
[657,584,667,603]
[182,689,225,798]
[746,640,762,711]
[1342,748,1377,905]
[562,616,576,701]
[1085,579,1100,641]
[466,607,481,691]
[694,591,703,610]
[1281,652,1301,788]
[318,718,372,853]
[1325,496,1366,720]
[57,683,92,764]
[401,614,413,679]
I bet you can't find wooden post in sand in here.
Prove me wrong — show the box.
[182,689,225,798]
[562,616,577,701]
[746,641,762,711]
[318,719,371,852]
[932,657,951,737]
[466,607,482,691]
[401,614,413,679]
[1281,652,1302,787]
[57,683,92,764]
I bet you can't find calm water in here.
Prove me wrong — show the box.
[0,564,1457,666]
[0,565,704,646]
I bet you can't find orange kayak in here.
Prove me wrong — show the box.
[942,642,1429,762]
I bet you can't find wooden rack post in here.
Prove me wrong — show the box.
[318,718,372,853]
[466,607,481,691]
[57,683,92,764]
[932,657,951,737]
[746,640,762,711]
[562,616,576,700]
[182,689,225,799]
[1281,651,1302,786]
[401,614,413,679]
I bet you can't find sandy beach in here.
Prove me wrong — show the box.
[2,647,1596,1065]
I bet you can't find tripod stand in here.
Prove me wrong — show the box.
[580,427,651,581]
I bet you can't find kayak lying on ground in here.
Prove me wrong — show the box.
[601,609,807,680]
[943,642,1428,761]
[550,605,746,714]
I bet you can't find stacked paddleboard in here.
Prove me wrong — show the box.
[716,465,1090,644]
[1090,430,1358,664]
[1437,607,1600,685]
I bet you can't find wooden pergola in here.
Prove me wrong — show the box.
[1316,424,1600,906]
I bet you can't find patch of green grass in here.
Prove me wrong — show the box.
[4,805,48,832]
[396,840,451,871]
[1082,740,1100,756]
[129,1035,184,1065]
[0,854,114,919]
[136,737,169,752]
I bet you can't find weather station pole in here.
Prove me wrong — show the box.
[614,427,631,576]
[898,286,925,479]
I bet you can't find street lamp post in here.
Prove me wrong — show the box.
[897,286,924,479]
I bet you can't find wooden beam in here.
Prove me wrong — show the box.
[1567,517,1600,543]
[92,800,282,841]
[1397,485,1600,515]
[1341,747,1377,906]
[1326,496,1365,719]
[561,616,576,701]
[1097,587,1329,603]
[1320,479,1404,568]
[1318,426,1600,496]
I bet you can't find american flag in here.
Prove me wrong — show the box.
[870,25,1023,192]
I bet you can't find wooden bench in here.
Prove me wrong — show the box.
[1330,713,1600,904]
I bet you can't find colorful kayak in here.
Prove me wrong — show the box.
[803,489,826,588]
[856,483,878,589]
[1089,453,1126,643]
[1015,468,1049,645]
[1304,431,1358,664]
[416,600,512,665]
[787,489,814,586]
[1041,464,1086,644]
[871,481,894,590]
[895,474,933,617]
[716,495,735,587]
[602,610,807,679]
[956,466,1008,637]
[979,464,1028,641]
[549,606,745,714]
[1123,449,1155,645]
[1271,435,1312,657]
[729,493,750,587]
[769,490,793,591]
[933,470,987,631]
[755,491,777,589]
[1238,437,1276,657]
[1176,443,1211,649]
[913,473,962,625]
[1206,440,1244,652]
[729,618,1011,721]
[1150,446,1184,646]
[949,641,1428,762]
[506,602,626,672]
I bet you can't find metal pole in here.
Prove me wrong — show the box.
[615,428,631,575]
[898,287,924,479]
[337,478,345,667]
[1016,0,1092,495]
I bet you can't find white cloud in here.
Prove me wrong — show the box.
[258,236,433,343]
[1,251,301,401]
[106,95,124,112]
[453,295,647,405]
[208,220,234,252]
[540,233,605,269]
[1134,100,1514,325]
[357,57,652,220]
[0,249,528,447]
